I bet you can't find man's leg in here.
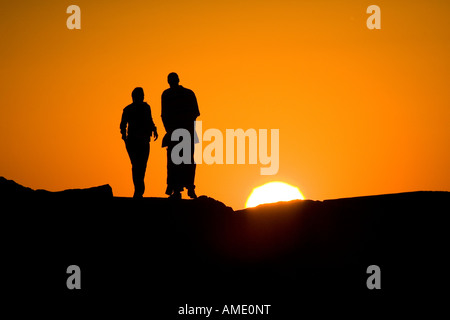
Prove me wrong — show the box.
[167,143,183,199]
[166,146,173,195]
[186,131,197,199]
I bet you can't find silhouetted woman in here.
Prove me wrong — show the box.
[120,87,158,198]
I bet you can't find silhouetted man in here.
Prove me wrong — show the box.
[120,87,158,198]
[161,73,200,199]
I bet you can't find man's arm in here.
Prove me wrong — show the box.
[191,91,200,119]
[161,92,170,132]
[120,109,128,141]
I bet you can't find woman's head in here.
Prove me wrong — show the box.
[132,87,144,103]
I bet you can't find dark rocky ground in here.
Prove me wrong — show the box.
[1,177,448,318]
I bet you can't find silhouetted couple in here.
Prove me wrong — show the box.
[120,73,200,199]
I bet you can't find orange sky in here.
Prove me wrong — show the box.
[1,0,449,209]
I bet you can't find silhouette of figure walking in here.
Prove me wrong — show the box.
[120,87,158,198]
[161,73,200,199]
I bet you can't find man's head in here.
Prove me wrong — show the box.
[168,72,180,88]
[132,87,144,103]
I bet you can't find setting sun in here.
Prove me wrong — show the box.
[245,181,305,208]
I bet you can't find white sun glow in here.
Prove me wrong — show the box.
[245,181,305,208]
